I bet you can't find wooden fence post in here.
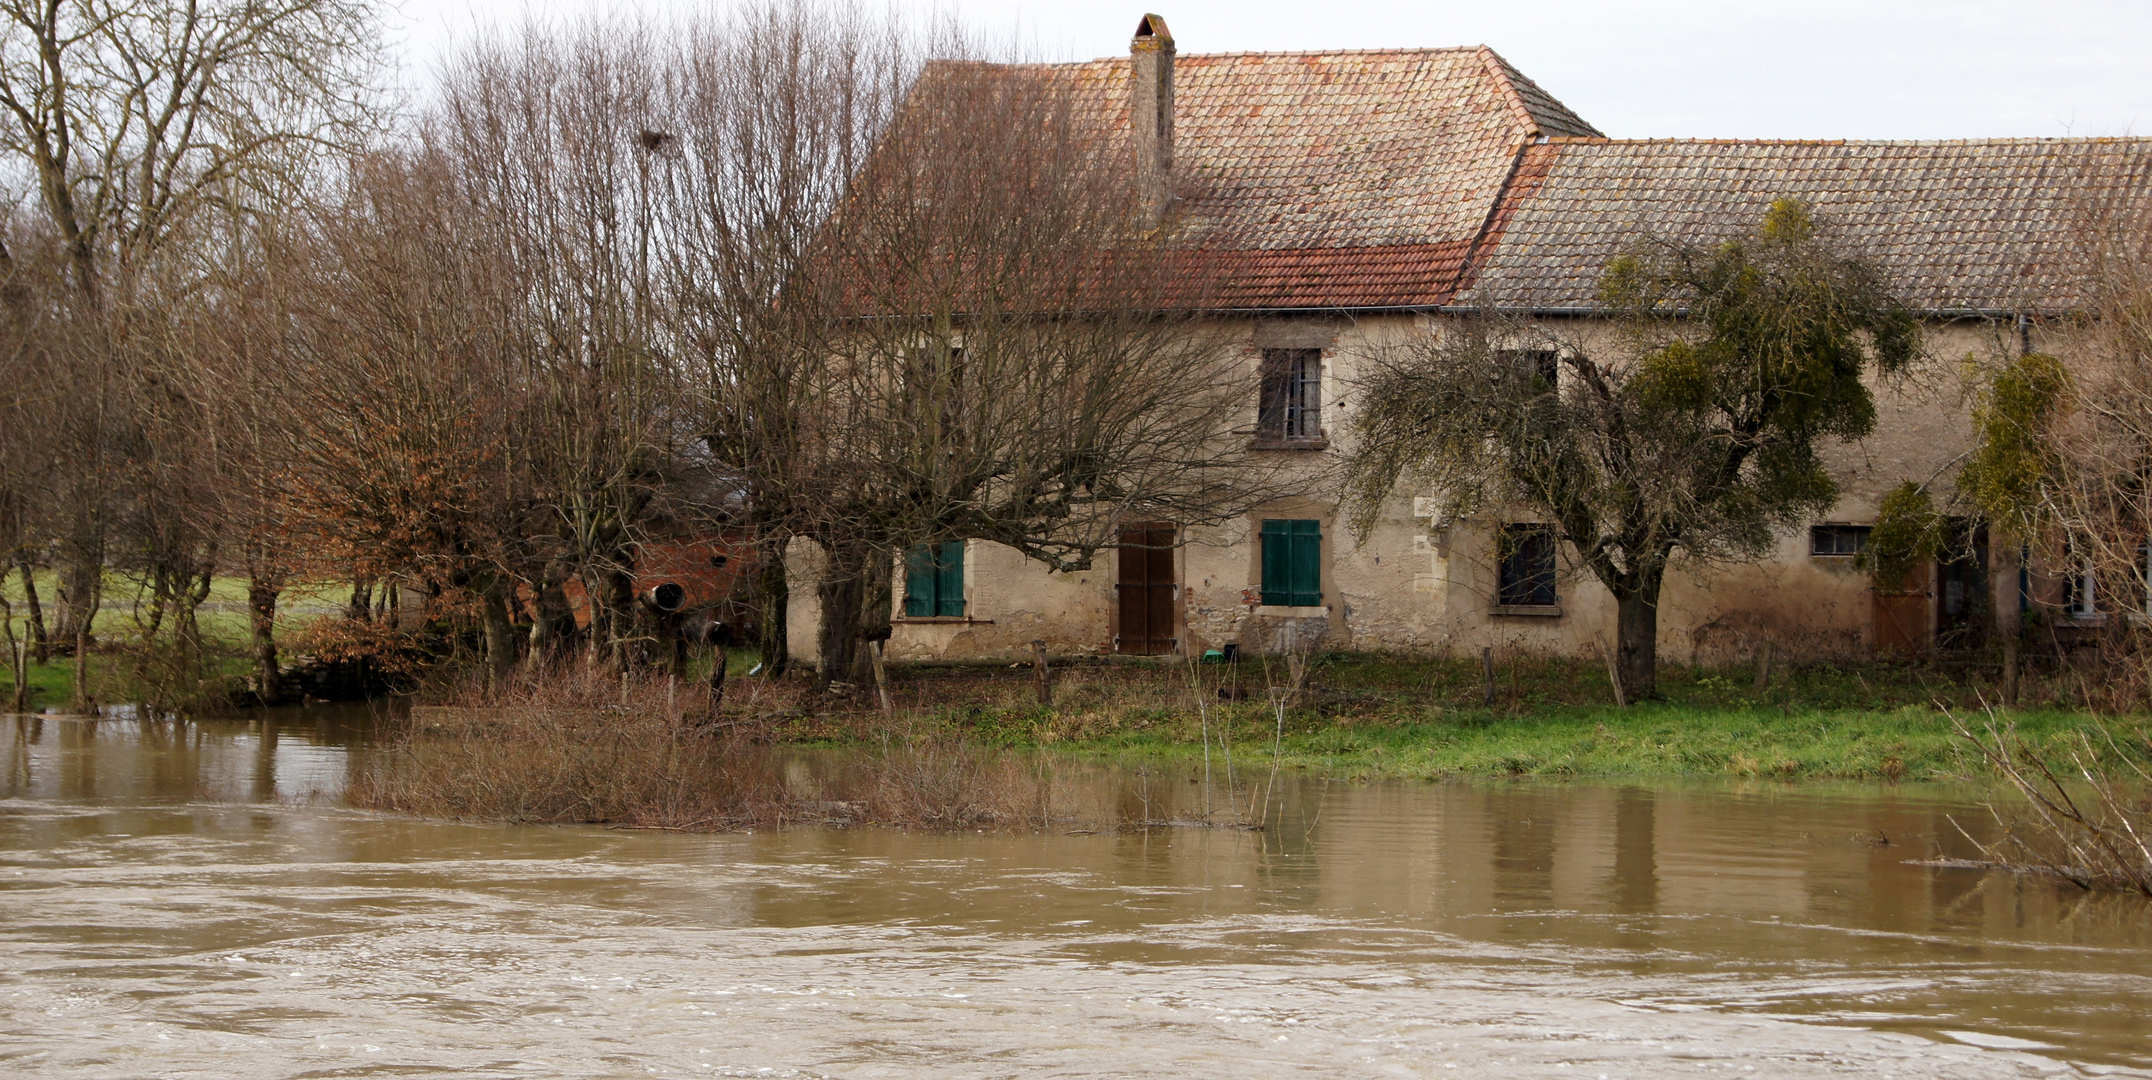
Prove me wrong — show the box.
[1031,640,1052,706]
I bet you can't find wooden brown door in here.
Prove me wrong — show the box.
[1116,524,1177,655]
[1873,562,1932,657]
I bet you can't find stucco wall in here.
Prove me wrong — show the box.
[789,315,2031,667]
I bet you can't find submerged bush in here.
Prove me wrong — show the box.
[348,668,1071,830]
[1952,709,2152,895]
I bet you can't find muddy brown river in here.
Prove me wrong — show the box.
[1,712,2147,1078]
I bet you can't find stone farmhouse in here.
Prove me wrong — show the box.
[789,14,2152,668]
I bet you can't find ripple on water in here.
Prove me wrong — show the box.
[2,717,2149,1077]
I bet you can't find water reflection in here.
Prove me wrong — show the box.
[0,712,2147,1077]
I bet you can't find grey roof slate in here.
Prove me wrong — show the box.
[1464,138,2152,313]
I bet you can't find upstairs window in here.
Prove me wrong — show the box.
[1810,524,1871,557]
[903,541,966,617]
[1498,524,1558,607]
[1257,348,1323,443]
[1259,519,1322,606]
[1498,349,1560,392]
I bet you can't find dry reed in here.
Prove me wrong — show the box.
[347,666,1078,831]
[1949,706,2152,895]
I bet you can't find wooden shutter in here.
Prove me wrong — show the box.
[934,541,965,617]
[1261,519,1321,606]
[904,542,967,617]
[903,545,937,617]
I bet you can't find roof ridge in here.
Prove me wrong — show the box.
[1473,47,1605,140]
[1548,136,2152,147]
[1473,46,1545,139]
[1051,45,1499,67]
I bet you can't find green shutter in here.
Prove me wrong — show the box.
[903,541,968,617]
[935,541,966,616]
[1261,520,1288,605]
[904,545,937,617]
[1288,519,1321,605]
[1261,519,1322,606]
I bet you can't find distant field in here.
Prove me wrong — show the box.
[0,571,347,707]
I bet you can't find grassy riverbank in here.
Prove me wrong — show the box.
[346,653,2144,832]
[763,654,2143,783]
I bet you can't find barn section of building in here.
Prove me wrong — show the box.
[789,15,2152,668]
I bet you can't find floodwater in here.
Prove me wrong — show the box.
[1,713,2148,1078]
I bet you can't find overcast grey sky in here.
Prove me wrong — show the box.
[385,0,2152,140]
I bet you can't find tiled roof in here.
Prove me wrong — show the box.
[1042,47,1600,308]
[1463,138,2152,313]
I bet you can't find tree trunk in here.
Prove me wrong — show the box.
[816,542,867,690]
[1614,587,1660,702]
[584,564,637,671]
[15,562,47,664]
[2,593,25,711]
[814,540,894,689]
[529,575,574,665]
[479,578,517,691]
[347,577,373,622]
[248,575,283,706]
[756,535,789,678]
[69,572,100,710]
[54,556,97,647]
[175,565,212,674]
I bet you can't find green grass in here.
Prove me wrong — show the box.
[1032,700,2120,782]
[773,653,2145,783]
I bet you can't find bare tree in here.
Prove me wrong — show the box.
[654,11,1286,685]
[0,0,383,704]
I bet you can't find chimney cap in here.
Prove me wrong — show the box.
[1133,13,1173,48]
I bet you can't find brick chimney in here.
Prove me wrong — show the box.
[1130,14,1175,225]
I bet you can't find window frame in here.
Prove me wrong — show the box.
[1809,524,1872,558]
[1256,348,1324,446]
[1496,348,1560,392]
[1496,523,1559,609]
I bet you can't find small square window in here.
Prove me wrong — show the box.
[1497,524,1557,607]
[1257,348,1323,442]
[1259,519,1322,606]
[1810,524,1871,557]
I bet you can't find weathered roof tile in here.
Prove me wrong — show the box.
[1464,139,2152,312]
[1035,46,1593,307]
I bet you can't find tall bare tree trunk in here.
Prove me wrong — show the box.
[755,535,789,678]
[248,575,283,706]
[55,558,96,649]
[529,572,574,666]
[814,540,893,689]
[1,593,25,710]
[176,567,211,673]
[14,562,46,664]
[479,577,517,690]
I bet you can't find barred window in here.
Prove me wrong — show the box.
[1810,524,1871,557]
